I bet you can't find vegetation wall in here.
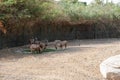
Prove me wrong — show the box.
[0,0,120,48]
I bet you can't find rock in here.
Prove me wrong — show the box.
[100,55,120,80]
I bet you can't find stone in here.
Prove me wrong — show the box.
[100,55,120,80]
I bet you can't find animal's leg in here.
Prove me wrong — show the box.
[55,45,57,49]
[65,44,67,49]
[31,49,33,53]
[39,48,42,53]
[60,44,63,49]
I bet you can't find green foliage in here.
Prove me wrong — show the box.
[0,0,30,19]
[92,0,104,5]
[0,0,120,21]
[61,0,78,3]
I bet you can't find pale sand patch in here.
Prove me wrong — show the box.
[0,38,120,80]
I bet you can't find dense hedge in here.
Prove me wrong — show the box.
[0,0,120,48]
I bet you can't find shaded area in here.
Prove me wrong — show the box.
[23,48,56,54]
[0,38,120,60]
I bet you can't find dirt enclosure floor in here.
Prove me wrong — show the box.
[0,38,120,80]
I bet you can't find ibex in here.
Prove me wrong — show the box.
[30,43,43,53]
[54,40,68,49]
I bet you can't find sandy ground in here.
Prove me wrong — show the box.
[0,38,120,80]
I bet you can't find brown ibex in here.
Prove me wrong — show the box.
[30,43,43,53]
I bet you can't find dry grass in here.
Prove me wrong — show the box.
[0,38,120,80]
